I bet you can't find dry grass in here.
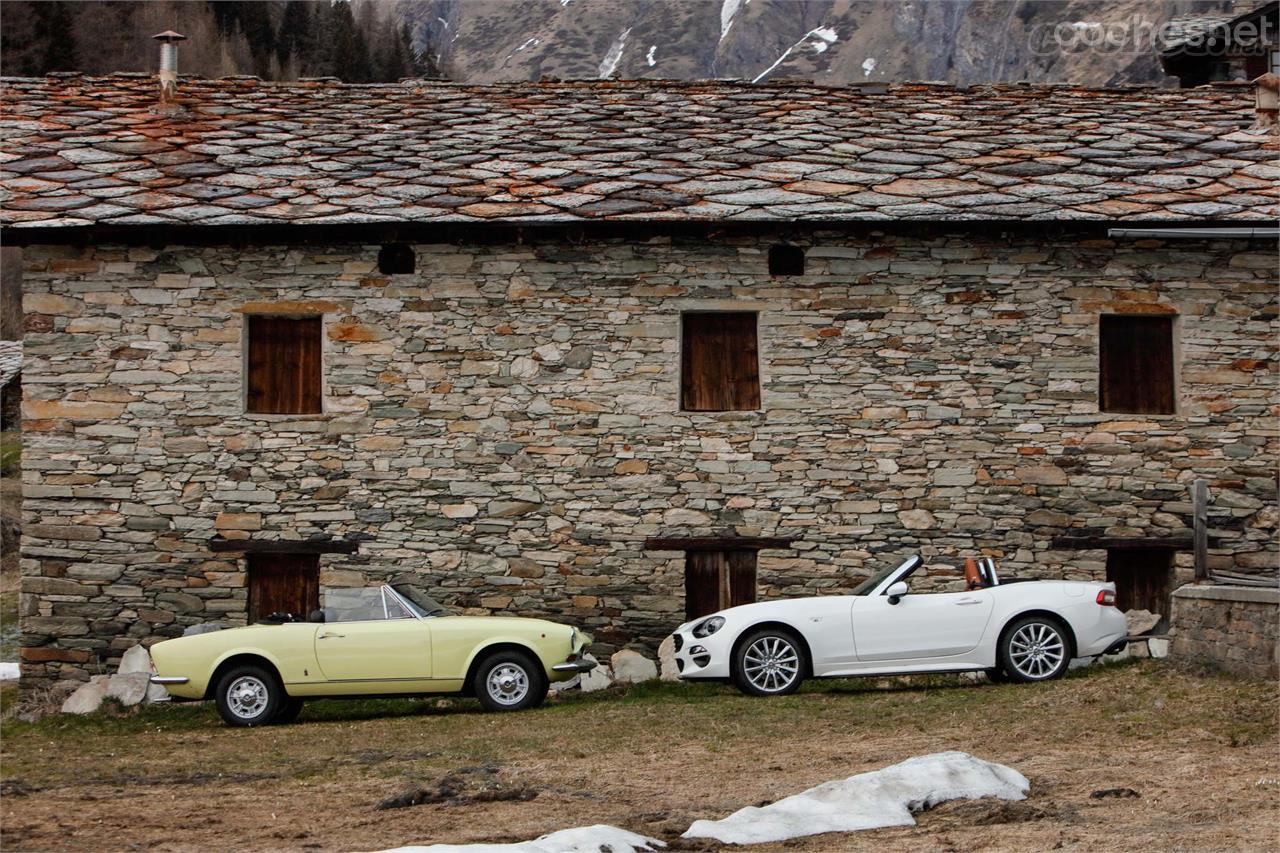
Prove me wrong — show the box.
[1,660,1276,852]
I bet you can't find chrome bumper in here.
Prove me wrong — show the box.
[552,658,598,673]
[149,675,189,685]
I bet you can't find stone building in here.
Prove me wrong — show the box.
[2,73,1277,685]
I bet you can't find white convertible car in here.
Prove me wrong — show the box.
[670,555,1129,695]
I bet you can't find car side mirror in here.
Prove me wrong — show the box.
[886,581,909,605]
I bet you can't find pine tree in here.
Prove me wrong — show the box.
[36,1,78,73]
[276,0,313,72]
[329,0,371,82]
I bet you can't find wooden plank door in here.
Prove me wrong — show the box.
[1105,549,1173,620]
[248,553,320,622]
[684,550,758,620]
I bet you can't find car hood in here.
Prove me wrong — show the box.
[677,596,840,633]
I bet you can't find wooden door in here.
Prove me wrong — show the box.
[684,550,757,620]
[248,553,320,622]
[1105,549,1173,620]
[1099,315,1175,414]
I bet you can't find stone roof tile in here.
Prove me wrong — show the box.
[1,76,1276,228]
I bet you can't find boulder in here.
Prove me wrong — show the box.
[61,675,110,715]
[657,636,680,682]
[117,644,151,675]
[1124,609,1161,636]
[1148,637,1169,659]
[610,649,658,684]
[183,622,225,636]
[578,655,613,693]
[106,672,149,706]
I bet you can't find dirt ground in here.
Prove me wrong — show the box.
[1,661,1276,853]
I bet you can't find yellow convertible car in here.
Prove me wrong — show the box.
[148,584,595,726]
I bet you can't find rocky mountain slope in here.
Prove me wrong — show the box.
[402,0,1233,86]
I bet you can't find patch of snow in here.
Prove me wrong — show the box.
[597,27,632,78]
[862,56,877,77]
[0,662,19,681]
[721,0,749,42]
[751,25,838,83]
[436,17,449,29]
[515,38,540,53]
[560,0,574,6]
[683,752,1029,845]
[646,45,657,67]
[377,825,664,853]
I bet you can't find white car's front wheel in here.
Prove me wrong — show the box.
[732,629,806,697]
[1000,616,1071,683]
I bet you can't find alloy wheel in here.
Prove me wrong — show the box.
[1008,622,1065,679]
[743,636,800,692]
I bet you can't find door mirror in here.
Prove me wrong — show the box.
[886,581,909,605]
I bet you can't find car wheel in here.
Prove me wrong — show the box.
[473,650,546,712]
[273,698,304,724]
[214,665,283,727]
[732,629,806,697]
[1000,616,1071,683]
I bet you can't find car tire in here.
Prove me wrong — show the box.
[1000,616,1071,683]
[473,650,546,713]
[214,665,284,727]
[731,628,806,697]
[273,698,304,724]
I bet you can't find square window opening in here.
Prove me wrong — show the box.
[246,314,323,415]
[685,549,757,621]
[1099,314,1176,415]
[768,244,805,276]
[248,553,320,623]
[680,311,761,412]
[378,243,415,275]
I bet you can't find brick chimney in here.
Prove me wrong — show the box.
[152,30,186,103]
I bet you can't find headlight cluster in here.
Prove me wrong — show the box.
[692,616,725,638]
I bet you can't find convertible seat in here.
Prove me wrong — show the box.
[964,557,983,590]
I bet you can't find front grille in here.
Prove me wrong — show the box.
[672,633,683,652]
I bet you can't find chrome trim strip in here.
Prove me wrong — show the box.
[552,659,598,673]
[149,675,189,685]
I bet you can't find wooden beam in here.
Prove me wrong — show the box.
[643,536,794,552]
[1050,535,1194,551]
[1192,478,1209,581]
[209,537,360,555]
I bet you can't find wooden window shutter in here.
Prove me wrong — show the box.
[246,315,323,414]
[1099,315,1175,415]
[247,553,320,623]
[684,550,758,620]
[681,312,761,412]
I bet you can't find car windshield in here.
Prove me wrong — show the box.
[392,584,450,617]
[321,587,416,622]
[851,556,920,596]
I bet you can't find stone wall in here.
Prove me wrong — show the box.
[1171,584,1279,679]
[16,228,1279,684]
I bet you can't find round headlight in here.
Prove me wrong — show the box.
[692,616,725,638]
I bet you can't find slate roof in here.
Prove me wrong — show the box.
[1,74,1277,228]
[1162,1,1278,53]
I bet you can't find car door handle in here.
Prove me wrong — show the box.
[955,599,983,606]
[318,632,346,639]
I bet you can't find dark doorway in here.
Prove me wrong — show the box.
[248,552,320,622]
[1106,548,1174,626]
[685,550,757,621]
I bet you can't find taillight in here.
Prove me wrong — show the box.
[1096,589,1116,606]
